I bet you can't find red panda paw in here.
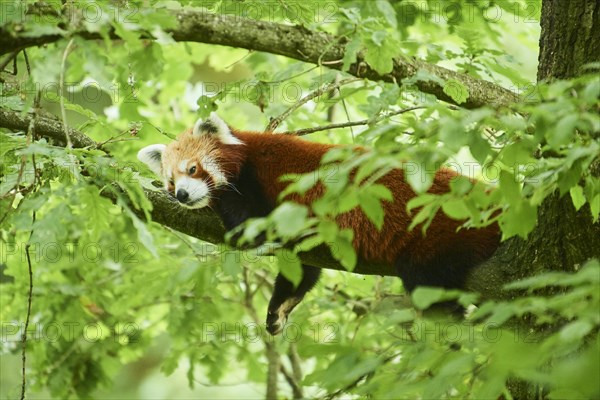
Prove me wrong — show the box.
[266,297,301,335]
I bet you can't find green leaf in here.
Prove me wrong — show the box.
[331,230,356,271]
[359,191,385,229]
[499,170,521,205]
[412,287,446,309]
[123,206,157,257]
[559,320,593,342]
[408,202,437,233]
[78,185,111,242]
[338,188,360,212]
[294,235,324,253]
[443,79,469,105]
[441,199,470,220]
[439,118,467,151]
[364,39,395,75]
[240,218,268,244]
[371,30,387,46]
[449,176,473,196]
[405,164,434,193]
[557,161,582,195]
[406,193,436,212]
[276,249,303,288]
[342,36,362,72]
[271,203,308,238]
[367,184,393,201]
[499,201,538,239]
[222,251,241,278]
[318,220,339,242]
[547,114,578,148]
[375,0,397,28]
[569,185,586,211]
[501,140,536,165]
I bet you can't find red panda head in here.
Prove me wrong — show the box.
[137,113,244,209]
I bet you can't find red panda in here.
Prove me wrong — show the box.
[138,113,500,334]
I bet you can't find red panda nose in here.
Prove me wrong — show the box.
[176,189,189,203]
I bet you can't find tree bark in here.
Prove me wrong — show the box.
[0,9,517,109]
[537,0,600,81]
[467,0,600,297]
[476,1,600,398]
[513,0,600,273]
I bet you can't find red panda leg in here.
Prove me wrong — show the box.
[395,253,479,316]
[395,254,472,293]
[266,265,321,335]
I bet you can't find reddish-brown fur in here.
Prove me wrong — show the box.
[171,129,500,271]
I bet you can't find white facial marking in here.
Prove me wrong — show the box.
[201,155,227,185]
[178,159,189,173]
[175,176,210,209]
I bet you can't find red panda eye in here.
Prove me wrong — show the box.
[189,166,196,175]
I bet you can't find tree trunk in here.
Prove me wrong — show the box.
[467,0,600,296]
[537,0,600,81]
[499,1,600,398]
[518,0,600,273]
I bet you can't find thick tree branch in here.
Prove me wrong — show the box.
[8,106,595,301]
[16,104,588,302]
[0,108,95,148]
[21,103,595,305]
[0,10,518,109]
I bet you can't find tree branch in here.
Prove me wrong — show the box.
[0,10,518,109]
[0,108,95,148]
[285,106,426,136]
[266,77,363,132]
[4,107,542,297]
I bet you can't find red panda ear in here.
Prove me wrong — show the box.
[192,112,242,145]
[137,144,166,176]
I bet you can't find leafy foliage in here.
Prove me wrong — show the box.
[1,0,598,399]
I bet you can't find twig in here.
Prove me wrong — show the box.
[287,344,304,399]
[262,65,319,85]
[323,351,401,400]
[95,129,131,148]
[320,59,343,65]
[23,49,31,76]
[286,106,425,136]
[145,121,177,139]
[21,210,36,400]
[241,268,280,400]
[0,50,20,72]
[20,90,42,400]
[266,77,363,131]
[280,364,303,399]
[59,38,75,149]
[224,50,253,70]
